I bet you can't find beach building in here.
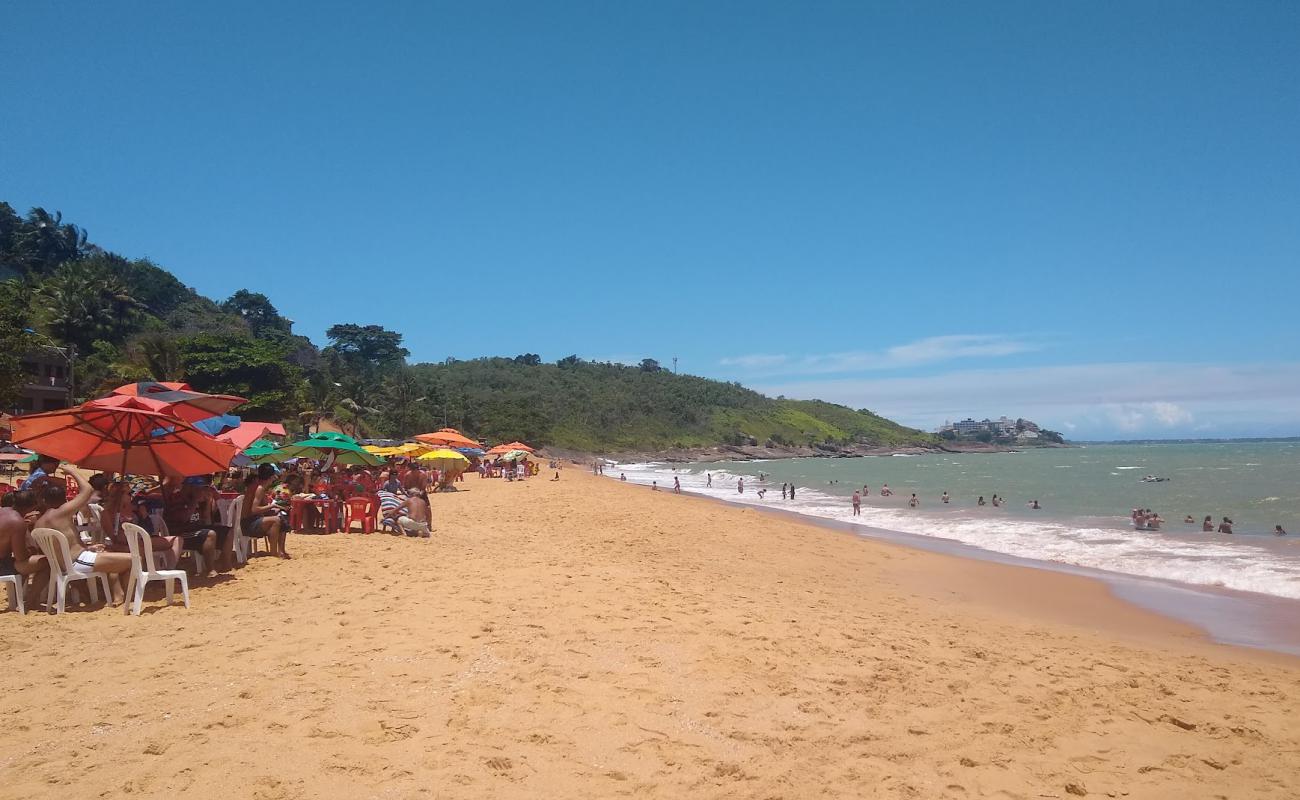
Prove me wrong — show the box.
[14,345,73,414]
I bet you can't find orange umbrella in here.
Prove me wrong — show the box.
[11,404,239,477]
[415,429,479,449]
[492,441,535,453]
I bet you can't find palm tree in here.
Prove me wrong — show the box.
[38,260,146,351]
[16,208,93,273]
[128,332,183,381]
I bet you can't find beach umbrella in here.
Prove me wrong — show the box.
[242,439,280,459]
[261,431,384,466]
[454,447,485,457]
[415,429,479,449]
[216,421,286,450]
[10,404,239,477]
[192,414,242,436]
[416,448,470,473]
[109,381,247,422]
[495,449,529,461]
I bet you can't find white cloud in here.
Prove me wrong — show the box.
[720,334,1040,376]
[753,362,1300,439]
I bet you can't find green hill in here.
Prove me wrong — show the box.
[0,201,934,454]
[412,358,936,453]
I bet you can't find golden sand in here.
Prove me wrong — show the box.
[3,470,1299,799]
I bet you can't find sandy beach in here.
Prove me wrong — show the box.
[4,470,1300,799]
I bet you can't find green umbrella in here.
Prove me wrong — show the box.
[259,432,384,466]
[242,439,280,459]
[496,449,529,461]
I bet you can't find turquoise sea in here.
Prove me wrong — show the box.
[615,441,1300,601]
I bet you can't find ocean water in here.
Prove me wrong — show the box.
[612,441,1300,601]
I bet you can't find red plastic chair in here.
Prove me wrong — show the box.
[0,483,13,496]
[342,496,375,534]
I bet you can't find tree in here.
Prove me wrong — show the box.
[556,354,581,368]
[36,259,146,351]
[0,281,32,410]
[11,208,95,275]
[323,324,408,368]
[178,334,304,419]
[127,332,183,381]
[639,358,662,373]
[513,353,542,366]
[222,289,293,338]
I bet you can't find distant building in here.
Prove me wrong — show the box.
[15,347,73,414]
[939,415,1042,438]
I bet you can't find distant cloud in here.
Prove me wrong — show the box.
[1104,402,1194,432]
[753,362,1300,439]
[720,334,1040,376]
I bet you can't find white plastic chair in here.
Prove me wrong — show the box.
[121,522,190,616]
[151,511,207,576]
[1,573,24,614]
[31,527,112,614]
[223,496,251,563]
[76,503,105,545]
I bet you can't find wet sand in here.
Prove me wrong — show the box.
[3,470,1299,799]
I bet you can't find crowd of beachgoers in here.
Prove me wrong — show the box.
[0,452,542,614]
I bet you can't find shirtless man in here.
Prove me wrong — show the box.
[399,489,432,538]
[0,489,50,608]
[34,469,132,605]
[243,464,288,558]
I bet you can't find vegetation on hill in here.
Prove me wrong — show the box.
[0,202,935,452]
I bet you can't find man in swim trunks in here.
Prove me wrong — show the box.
[243,464,288,558]
[0,489,50,608]
[398,489,432,538]
[34,470,132,605]
[851,490,861,516]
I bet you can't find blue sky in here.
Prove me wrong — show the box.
[3,2,1298,438]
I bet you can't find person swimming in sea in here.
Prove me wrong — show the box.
[880,483,892,497]
[1184,515,1196,524]
[908,493,919,508]
[941,491,950,504]
[781,482,788,499]
[1218,517,1234,534]
[1202,515,1214,532]
[977,496,986,506]
[1276,525,1287,536]
[1027,499,1041,510]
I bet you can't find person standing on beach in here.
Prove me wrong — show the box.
[851,490,861,516]
[789,483,795,499]
[673,477,681,494]
[737,477,744,494]
[706,473,712,487]
[781,482,788,500]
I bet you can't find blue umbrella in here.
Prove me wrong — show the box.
[193,414,242,436]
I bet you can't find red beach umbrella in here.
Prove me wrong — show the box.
[11,404,239,477]
[109,381,247,422]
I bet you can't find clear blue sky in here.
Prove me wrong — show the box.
[3,2,1298,438]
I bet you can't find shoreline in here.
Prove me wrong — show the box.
[608,472,1300,664]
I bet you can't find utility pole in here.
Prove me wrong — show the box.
[672,356,678,374]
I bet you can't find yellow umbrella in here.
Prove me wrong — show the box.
[363,444,395,455]
[417,448,470,473]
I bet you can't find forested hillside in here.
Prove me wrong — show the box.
[0,203,935,453]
